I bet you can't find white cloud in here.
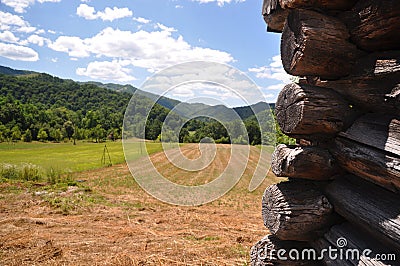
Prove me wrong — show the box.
[0,42,39,61]
[49,36,90,57]
[0,31,19,43]
[0,11,29,29]
[0,11,36,33]
[248,55,291,83]
[76,60,136,82]
[201,86,241,101]
[49,27,233,72]
[156,23,176,32]
[264,93,275,100]
[265,83,285,91]
[37,0,60,3]
[1,0,34,13]
[133,17,151,24]
[249,55,292,93]
[175,5,183,8]
[76,4,133,21]
[171,84,196,98]
[193,0,245,7]
[142,62,264,106]
[16,25,36,33]
[76,3,96,19]
[1,0,60,13]
[26,34,50,46]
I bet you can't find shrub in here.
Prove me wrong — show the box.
[0,164,19,180]
[21,163,41,181]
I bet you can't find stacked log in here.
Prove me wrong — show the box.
[252,0,400,265]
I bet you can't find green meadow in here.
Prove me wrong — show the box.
[0,141,163,173]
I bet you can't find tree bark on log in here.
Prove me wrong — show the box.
[331,114,400,192]
[275,83,358,139]
[339,0,400,52]
[324,176,400,251]
[262,0,289,33]
[281,9,362,79]
[312,223,399,266]
[272,144,339,180]
[279,0,358,11]
[250,235,318,266]
[262,180,336,241]
[309,51,400,115]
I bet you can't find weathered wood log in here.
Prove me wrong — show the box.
[330,114,400,192]
[339,0,400,51]
[340,114,400,156]
[251,235,318,266]
[281,9,363,79]
[312,223,399,265]
[262,0,289,33]
[324,176,400,250]
[333,138,400,192]
[309,51,400,115]
[275,83,358,139]
[272,144,339,180]
[262,180,336,241]
[279,0,358,11]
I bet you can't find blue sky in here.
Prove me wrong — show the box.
[0,0,291,106]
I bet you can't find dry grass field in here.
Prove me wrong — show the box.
[0,144,283,265]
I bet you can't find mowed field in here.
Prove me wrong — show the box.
[0,141,163,172]
[0,142,283,265]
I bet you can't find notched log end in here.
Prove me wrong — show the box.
[276,83,358,138]
[262,180,335,241]
[272,144,339,180]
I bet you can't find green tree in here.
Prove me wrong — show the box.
[245,120,261,145]
[22,129,32,142]
[11,125,21,141]
[0,124,9,142]
[37,128,48,142]
[63,121,74,140]
[50,128,63,142]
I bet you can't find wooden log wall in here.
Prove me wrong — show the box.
[252,0,400,265]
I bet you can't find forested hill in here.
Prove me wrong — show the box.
[0,65,36,76]
[85,81,272,121]
[0,73,131,114]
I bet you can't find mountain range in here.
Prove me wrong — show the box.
[0,65,273,122]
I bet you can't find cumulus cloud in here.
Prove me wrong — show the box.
[0,42,39,61]
[0,31,20,43]
[1,0,60,13]
[248,55,292,90]
[132,17,151,24]
[25,34,50,46]
[0,11,34,32]
[49,36,90,57]
[49,26,233,72]
[170,84,196,98]
[193,0,245,7]
[76,60,136,82]
[76,4,133,21]
[142,62,264,107]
